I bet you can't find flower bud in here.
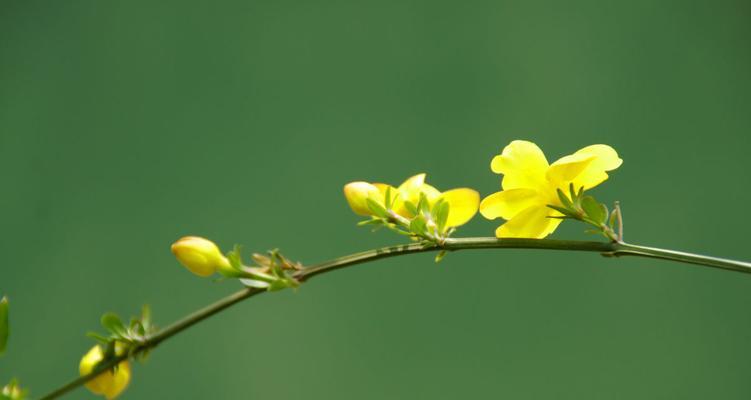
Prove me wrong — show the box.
[79,343,130,400]
[343,181,381,216]
[1,381,23,400]
[171,236,231,277]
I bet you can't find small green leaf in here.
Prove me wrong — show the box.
[556,189,573,209]
[435,250,448,263]
[239,278,271,289]
[415,193,427,214]
[434,201,450,233]
[568,183,577,203]
[101,313,127,337]
[0,297,8,356]
[86,332,110,344]
[141,304,152,333]
[581,196,606,224]
[366,198,389,218]
[384,186,393,209]
[357,218,382,226]
[546,204,578,218]
[227,245,244,270]
[410,215,427,236]
[403,201,418,216]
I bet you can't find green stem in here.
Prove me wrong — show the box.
[37,237,750,399]
[612,242,751,273]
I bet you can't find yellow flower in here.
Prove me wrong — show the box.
[344,173,480,231]
[171,236,231,277]
[79,343,131,400]
[480,140,622,238]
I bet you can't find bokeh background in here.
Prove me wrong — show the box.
[1,1,750,399]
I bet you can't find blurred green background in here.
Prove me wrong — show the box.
[1,0,750,398]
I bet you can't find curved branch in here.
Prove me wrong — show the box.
[37,237,751,399]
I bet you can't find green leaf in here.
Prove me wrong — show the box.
[435,250,448,263]
[434,200,450,233]
[141,304,152,333]
[239,278,271,289]
[227,244,243,270]
[357,218,382,226]
[410,215,427,236]
[0,297,8,356]
[546,204,578,218]
[568,183,577,204]
[101,312,127,337]
[415,193,427,214]
[366,198,389,218]
[86,331,110,344]
[581,196,606,224]
[384,186,393,209]
[403,201,418,216]
[556,188,573,209]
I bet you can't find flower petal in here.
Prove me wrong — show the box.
[495,205,562,238]
[490,140,550,190]
[397,173,426,200]
[570,144,623,189]
[479,188,540,220]
[575,144,623,170]
[440,188,480,227]
[421,183,442,202]
[546,153,595,185]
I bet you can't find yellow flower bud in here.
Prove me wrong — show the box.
[1,383,23,399]
[343,181,382,216]
[79,343,131,400]
[171,236,231,277]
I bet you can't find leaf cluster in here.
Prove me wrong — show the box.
[361,188,453,247]
[87,305,156,362]
[547,183,622,242]
[227,246,300,291]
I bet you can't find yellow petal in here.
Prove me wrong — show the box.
[490,140,549,190]
[80,344,131,399]
[372,183,394,197]
[421,183,442,202]
[394,174,440,218]
[570,144,623,189]
[343,181,381,216]
[440,188,480,227]
[575,144,623,170]
[397,173,426,199]
[546,153,595,185]
[103,362,130,399]
[495,205,562,238]
[479,188,540,220]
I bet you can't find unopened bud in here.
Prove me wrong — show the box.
[171,236,231,277]
[343,182,381,216]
